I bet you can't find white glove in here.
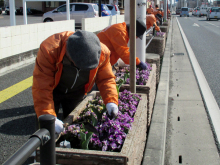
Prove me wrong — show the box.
[55,117,64,134]
[106,103,118,117]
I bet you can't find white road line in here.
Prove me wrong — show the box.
[193,23,200,27]
[206,22,215,26]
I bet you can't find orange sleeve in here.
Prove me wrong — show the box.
[95,43,118,105]
[32,32,73,118]
[32,40,58,118]
[153,15,160,31]
[101,23,141,66]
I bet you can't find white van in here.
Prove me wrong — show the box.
[198,6,208,17]
[180,7,189,17]
[42,3,99,27]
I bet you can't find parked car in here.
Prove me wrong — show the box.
[206,7,220,20]
[193,7,199,16]
[0,8,2,14]
[5,6,18,15]
[42,3,99,26]
[180,7,189,17]
[105,4,120,15]
[176,8,181,15]
[195,8,200,16]
[198,6,208,17]
[97,4,111,16]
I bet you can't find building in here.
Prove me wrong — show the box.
[213,0,220,6]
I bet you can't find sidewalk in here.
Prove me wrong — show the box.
[142,16,220,164]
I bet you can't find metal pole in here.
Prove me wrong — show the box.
[136,0,146,62]
[23,0,27,25]
[39,115,55,165]
[66,0,70,20]
[99,0,101,17]
[164,0,167,21]
[9,0,16,26]
[130,0,136,93]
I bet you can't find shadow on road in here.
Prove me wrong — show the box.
[0,105,35,119]
[0,115,36,135]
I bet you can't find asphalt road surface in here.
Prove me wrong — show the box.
[0,12,43,27]
[0,63,36,164]
[177,14,220,108]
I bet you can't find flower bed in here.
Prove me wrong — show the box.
[36,91,148,165]
[114,64,156,128]
[155,31,166,38]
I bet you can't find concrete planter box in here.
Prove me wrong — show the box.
[162,19,170,27]
[159,26,169,39]
[146,54,160,85]
[36,91,148,165]
[118,64,156,128]
[146,36,166,57]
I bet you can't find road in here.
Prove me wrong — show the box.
[0,63,35,164]
[177,14,220,108]
[0,12,43,27]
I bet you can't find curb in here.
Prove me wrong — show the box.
[142,18,172,165]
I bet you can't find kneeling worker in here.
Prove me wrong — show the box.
[97,20,148,70]
[32,31,119,134]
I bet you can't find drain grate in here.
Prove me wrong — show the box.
[173,53,184,56]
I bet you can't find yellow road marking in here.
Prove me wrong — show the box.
[0,76,33,104]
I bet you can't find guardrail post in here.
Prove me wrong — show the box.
[39,115,56,165]
[153,25,155,36]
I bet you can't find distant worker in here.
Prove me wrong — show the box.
[153,4,162,16]
[147,5,154,14]
[146,14,161,32]
[97,20,148,70]
[32,30,119,134]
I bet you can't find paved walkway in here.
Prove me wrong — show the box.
[142,16,220,165]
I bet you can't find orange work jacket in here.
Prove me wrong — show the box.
[147,7,154,14]
[97,22,141,66]
[146,14,160,32]
[32,31,118,118]
[153,8,162,15]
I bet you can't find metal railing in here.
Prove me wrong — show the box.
[145,24,156,50]
[3,114,55,165]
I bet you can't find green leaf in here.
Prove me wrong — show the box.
[116,85,119,98]
[92,114,98,126]
[81,132,93,149]
[92,107,102,121]
[91,107,107,121]
[79,132,86,142]
[124,73,129,82]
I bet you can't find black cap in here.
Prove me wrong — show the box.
[136,20,146,40]
[66,30,101,70]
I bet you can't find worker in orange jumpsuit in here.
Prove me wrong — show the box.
[97,20,148,70]
[32,31,118,134]
[146,14,161,32]
[147,5,154,14]
[153,5,162,15]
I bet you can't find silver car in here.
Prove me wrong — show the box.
[206,7,220,21]
[105,4,120,15]
[42,3,99,26]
